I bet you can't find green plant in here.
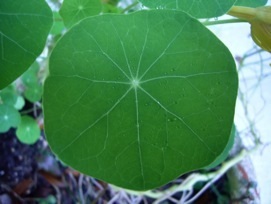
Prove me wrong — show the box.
[0,0,269,191]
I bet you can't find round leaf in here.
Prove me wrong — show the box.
[24,83,43,102]
[50,12,65,35]
[0,87,17,106]
[21,61,40,86]
[138,0,236,18]
[0,0,53,89]
[16,116,40,144]
[14,96,25,110]
[0,85,25,110]
[59,0,102,28]
[0,104,21,132]
[44,10,238,190]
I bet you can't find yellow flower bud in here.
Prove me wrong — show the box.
[228,6,271,52]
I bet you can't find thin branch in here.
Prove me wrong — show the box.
[203,18,248,26]
[121,1,140,13]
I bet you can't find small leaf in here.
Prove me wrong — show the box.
[0,104,21,133]
[234,0,267,7]
[16,116,40,145]
[0,85,25,110]
[14,96,25,110]
[39,195,57,204]
[21,61,40,86]
[21,61,43,102]
[0,86,17,106]
[138,0,236,18]
[102,3,121,14]
[59,0,102,28]
[44,10,238,190]
[50,12,65,35]
[24,83,43,102]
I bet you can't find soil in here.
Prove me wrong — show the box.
[0,129,56,203]
[0,128,102,204]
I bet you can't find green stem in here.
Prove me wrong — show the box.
[20,108,35,115]
[203,18,248,26]
[121,1,139,14]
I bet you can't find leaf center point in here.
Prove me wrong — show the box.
[78,5,84,10]
[131,79,140,88]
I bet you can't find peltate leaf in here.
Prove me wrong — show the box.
[24,83,43,102]
[14,96,25,110]
[0,85,24,110]
[0,104,21,132]
[50,11,65,35]
[234,0,267,7]
[16,116,40,144]
[0,0,53,89]
[43,10,238,190]
[138,0,236,18]
[21,61,43,102]
[59,0,102,28]
[21,61,40,86]
[0,86,17,106]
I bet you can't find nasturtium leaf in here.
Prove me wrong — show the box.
[102,3,121,14]
[234,0,267,7]
[138,0,236,18]
[0,86,17,106]
[44,10,238,190]
[59,0,102,28]
[21,61,43,102]
[14,96,25,110]
[0,104,21,133]
[21,61,40,86]
[50,12,65,35]
[0,85,24,110]
[16,116,40,144]
[0,0,53,89]
[102,0,121,14]
[24,83,43,102]
[22,73,38,87]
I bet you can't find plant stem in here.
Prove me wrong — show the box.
[203,18,248,26]
[121,1,139,13]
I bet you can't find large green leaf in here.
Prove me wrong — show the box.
[138,0,236,18]
[234,0,267,7]
[59,0,102,28]
[44,10,238,190]
[0,0,53,90]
